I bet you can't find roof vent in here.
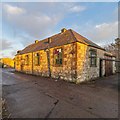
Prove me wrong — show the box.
[35,40,39,43]
[61,28,67,33]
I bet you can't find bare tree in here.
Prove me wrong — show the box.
[104,38,120,72]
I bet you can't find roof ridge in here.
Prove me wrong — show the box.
[17,28,105,55]
[69,29,77,42]
[69,29,105,50]
[19,32,61,54]
[70,29,88,45]
[37,32,61,43]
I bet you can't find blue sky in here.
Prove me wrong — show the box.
[1,2,118,58]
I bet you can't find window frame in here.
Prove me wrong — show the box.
[16,56,19,65]
[53,47,63,67]
[34,52,40,66]
[89,49,97,67]
[25,55,29,65]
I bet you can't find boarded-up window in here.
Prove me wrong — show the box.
[25,55,29,65]
[54,48,63,66]
[89,49,97,67]
[34,53,40,65]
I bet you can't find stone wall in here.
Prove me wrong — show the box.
[15,53,33,74]
[76,42,88,83]
[15,55,21,72]
[15,42,116,83]
[15,43,77,82]
[32,43,77,80]
[50,43,77,82]
[22,53,33,74]
[33,50,49,76]
[76,42,105,83]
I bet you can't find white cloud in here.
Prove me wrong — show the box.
[3,3,65,40]
[0,49,15,58]
[0,39,13,50]
[4,4,26,15]
[0,39,24,58]
[6,13,61,39]
[3,3,86,40]
[2,2,87,58]
[69,5,86,13]
[84,21,118,46]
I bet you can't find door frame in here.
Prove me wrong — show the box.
[99,58,119,77]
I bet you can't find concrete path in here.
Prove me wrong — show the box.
[2,68,119,118]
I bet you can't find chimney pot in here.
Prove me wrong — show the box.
[61,28,67,33]
[35,40,39,43]
[48,38,51,43]
[17,50,21,54]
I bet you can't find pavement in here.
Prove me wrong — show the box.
[2,68,119,118]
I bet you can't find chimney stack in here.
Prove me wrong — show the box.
[35,40,39,43]
[61,28,67,33]
[17,50,21,54]
[48,38,51,43]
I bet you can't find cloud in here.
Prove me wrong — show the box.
[10,50,17,57]
[85,21,118,46]
[3,3,64,39]
[9,14,59,38]
[0,38,23,58]
[2,3,87,58]
[72,21,118,46]
[3,3,86,39]
[69,5,86,13]
[16,34,36,46]
[4,4,26,15]
[0,39,13,50]
[0,49,15,58]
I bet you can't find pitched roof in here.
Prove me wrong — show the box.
[71,30,105,50]
[17,29,105,55]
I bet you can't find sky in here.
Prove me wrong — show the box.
[0,1,118,58]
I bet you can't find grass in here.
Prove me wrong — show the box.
[1,99,10,119]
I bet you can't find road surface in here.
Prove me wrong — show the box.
[2,68,119,118]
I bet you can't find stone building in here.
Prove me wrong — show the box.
[15,28,116,83]
[0,58,14,68]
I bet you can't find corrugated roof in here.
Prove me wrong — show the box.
[17,29,105,55]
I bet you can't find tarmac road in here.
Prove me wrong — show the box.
[2,68,119,118]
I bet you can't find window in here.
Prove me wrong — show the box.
[21,56,25,65]
[89,49,97,67]
[34,53,40,65]
[25,55,29,65]
[54,48,63,66]
[16,56,19,65]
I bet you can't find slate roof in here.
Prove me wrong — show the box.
[17,29,105,55]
